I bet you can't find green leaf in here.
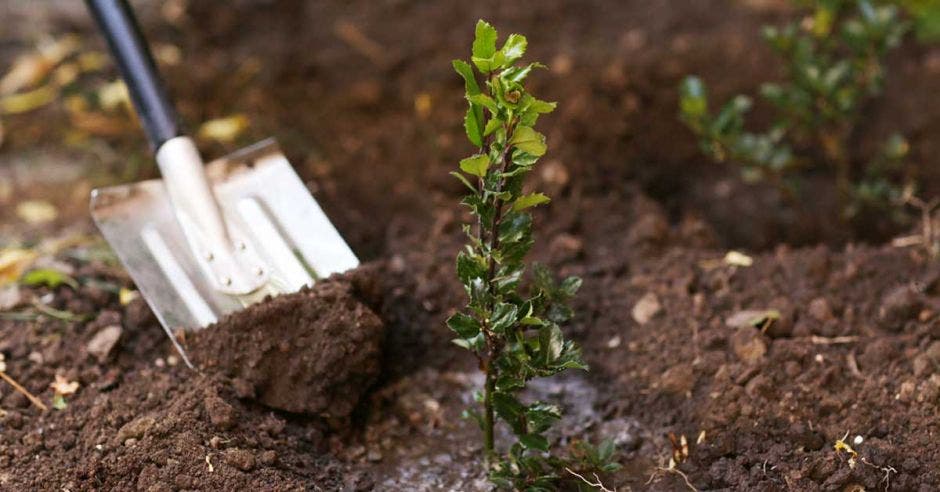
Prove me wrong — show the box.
[460,154,491,177]
[450,171,477,192]
[501,34,527,64]
[491,302,519,333]
[447,312,481,338]
[20,268,78,289]
[539,325,565,363]
[679,76,712,123]
[52,393,67,410]
[454,59,485,146]
[472,51,506,73]
[559,276,582,297]
[468,94,499,112]
[456,251,487,284]
[509,126,547,156]
[464,106,484,147]
[519,433,549,451]
[452,59,481,95]
[472,20,498,60]
[483,117,503,137]
[512,192,551,211]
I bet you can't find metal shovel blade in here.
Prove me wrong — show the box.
[90,139,358,346]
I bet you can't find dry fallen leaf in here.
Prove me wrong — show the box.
[724,250,754,267]
[97,80,130,111]
[197,114,249,143]
[0,34,80,96]
[726,309,780,330]
[0,248,40,286]
[119,287,139,306]
[16,200,58,224]
[50,374,80,396]
[0,353,6,372]
[0,84,57,114]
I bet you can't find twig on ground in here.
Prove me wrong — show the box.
[0,370,48,411]
[565,467,614,492]
[810,335,858,345]
[646,466,698,492]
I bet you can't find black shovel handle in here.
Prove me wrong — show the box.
[85,0,181,152]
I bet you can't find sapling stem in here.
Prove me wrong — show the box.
[449,20,610,489]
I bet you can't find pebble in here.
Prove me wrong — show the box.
[730,328,767,365]
[807,297,834,322]
[86,325,122,362]
[203,393,237,430]
[878,285,922,331]
[223,448,255,472]
[116,416,155,442]
[259,450,278,466]
[661,364,695,394]
[631,293,662,325]
[897,380,916,402]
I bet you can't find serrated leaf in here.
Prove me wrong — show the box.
[452,59,481,95]
[501,34,527,64]
[468,93,498,112]
[450,171,477,192]
[512,192,550,211]
[519,433,549,451]
[483,117,502,137]
[464,106,484,147]
[447,312,481,338]
[491,302,518,333]
[539,325,564,363]
[459,154,491,177]
[509,126,547,156]
[472,20,498,60]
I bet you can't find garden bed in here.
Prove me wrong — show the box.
[2,0,940,490]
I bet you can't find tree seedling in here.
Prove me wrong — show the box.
[679,0,911,222]
[450,20,618,489]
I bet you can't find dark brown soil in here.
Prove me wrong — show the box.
[3,0,940,490]
[185,269,384,419]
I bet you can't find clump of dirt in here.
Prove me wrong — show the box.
[186,268,385,419]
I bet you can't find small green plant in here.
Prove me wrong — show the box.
[449,20,618,490]
[679,0,911,220]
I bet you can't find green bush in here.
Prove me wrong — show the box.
[679,0,911,220]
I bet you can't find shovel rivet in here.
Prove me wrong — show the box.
[205,252,214,261]
[254,267,264,276]
[221,276,232,286]
[238,242,247,251]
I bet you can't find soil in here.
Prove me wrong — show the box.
[2,0,940,490]
[185,268,385,419]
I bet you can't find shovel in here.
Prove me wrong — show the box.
[85,0,359,366]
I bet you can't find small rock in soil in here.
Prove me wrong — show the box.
[730,328,767,365]
[259,450,277,466]
[807,297,834,322]
[627,212,670,246]
[223,448,255,472]
[661,364,695,394]
[86,325,122,362]
[116,416,155,443]
[203,392,237,430]
[631,292,661,325]
[878,285,922,331]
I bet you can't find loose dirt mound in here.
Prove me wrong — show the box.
[186,269,385,419]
